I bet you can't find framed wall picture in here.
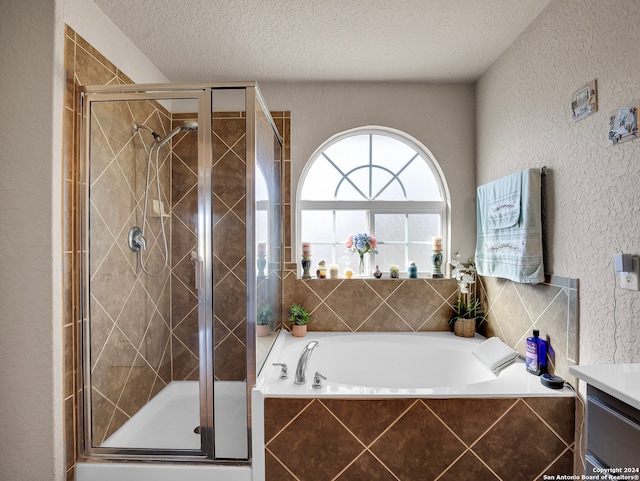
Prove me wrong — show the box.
[571,80,598,122]
[609,103,638,145]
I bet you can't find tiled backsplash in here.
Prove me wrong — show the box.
[479,274,579,383]
[283,268,579,380]
[284,273,459,332]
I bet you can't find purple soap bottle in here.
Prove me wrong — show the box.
[526,329,546,375]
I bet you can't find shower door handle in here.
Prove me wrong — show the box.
[195,260,204,290]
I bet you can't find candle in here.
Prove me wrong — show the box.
[258,242,266,257]
[329,264,339,279]
[432,236,442,250]
[302,242,311,258]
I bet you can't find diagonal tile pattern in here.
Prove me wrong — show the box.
[265,397,575,481]
[284,272,458,333]
[87,96,174,442]
[479,274,579,383]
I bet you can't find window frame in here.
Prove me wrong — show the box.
[296,126,449,276]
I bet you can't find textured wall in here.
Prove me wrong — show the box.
[0,1,61,480]
[476,0,640,365]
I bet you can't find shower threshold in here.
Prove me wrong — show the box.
[102,380,248,458]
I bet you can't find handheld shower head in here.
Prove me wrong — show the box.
[180,122,198,131]
[156,122,198,148]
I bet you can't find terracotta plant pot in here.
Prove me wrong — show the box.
[454,317,476,338]
[256,324,270,337]
[291,324,307,337]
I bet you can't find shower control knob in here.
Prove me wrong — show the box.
[272,363,289,379]
[128,226,147,252]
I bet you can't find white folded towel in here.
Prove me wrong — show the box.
[472,337,519,373]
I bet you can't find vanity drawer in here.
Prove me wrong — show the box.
[587,395,640,468]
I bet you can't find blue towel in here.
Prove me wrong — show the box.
[475,168,544,284]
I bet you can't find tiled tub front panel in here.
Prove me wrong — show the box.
[265,397,575,481]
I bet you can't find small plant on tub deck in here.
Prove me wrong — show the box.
[289,303,312,337]
[288,304,312,326]
[449,258,485,335]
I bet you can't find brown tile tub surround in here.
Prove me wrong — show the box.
[265,397,575,481]
[284,273,459,332]
[479,274,579,383]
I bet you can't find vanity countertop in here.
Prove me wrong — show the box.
[570,364,640,410]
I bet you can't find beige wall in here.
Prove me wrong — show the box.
[0,1,61,480]
[476,0,640,365]
[1,0,170,479]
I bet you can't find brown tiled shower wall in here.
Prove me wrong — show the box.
[62,27,291,478]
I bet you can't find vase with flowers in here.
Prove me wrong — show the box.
[448,258,485,337]
[346,233,378,275]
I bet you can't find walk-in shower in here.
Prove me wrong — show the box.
[79,83,283,465]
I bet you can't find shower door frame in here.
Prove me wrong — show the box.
[78,82,280,463]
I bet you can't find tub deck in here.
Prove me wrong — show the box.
[256,331,575,398]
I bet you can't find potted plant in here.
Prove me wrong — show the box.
[256,304,274,337]
[288,303,312,337]
[448,258,485,337]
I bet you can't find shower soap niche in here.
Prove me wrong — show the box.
[152,199,170,218]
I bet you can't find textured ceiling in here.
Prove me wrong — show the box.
[93,0,550,83]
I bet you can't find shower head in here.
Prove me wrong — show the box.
[180,122,198,131]
[156,122,198,148]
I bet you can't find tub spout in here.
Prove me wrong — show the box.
[294,341,319,385]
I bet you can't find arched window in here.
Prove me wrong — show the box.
[297,126,449,276]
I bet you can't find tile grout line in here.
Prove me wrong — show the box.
[521,398,573,448]
[467,398,520,449]
[264,398,315,446]
[318,399,408,481]
[419,399,498,480]
[264,446,302,481]
[534,443,574,480]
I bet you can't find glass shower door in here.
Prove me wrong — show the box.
[81,90,212,458]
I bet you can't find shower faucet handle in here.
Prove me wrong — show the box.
[272,363,289,379]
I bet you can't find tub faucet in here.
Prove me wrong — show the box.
[294,341,319,385]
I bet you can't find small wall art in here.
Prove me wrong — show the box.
[571,80,597,122]
[608,103,638,145]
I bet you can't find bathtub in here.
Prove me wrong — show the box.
[251,331,575,481]
[255,331,575,398]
